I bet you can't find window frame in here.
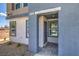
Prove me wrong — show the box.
[10,21,16,36]
[26,20,29,38]
[23,3,28,7]
[12,3,15,10]
[16,3,20,9]
[48,19,58,37]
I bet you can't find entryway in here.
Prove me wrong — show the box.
[35,42,58,56]
[37,11,58,56]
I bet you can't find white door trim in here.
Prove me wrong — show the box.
[29,7,61,15]
[35,7,61,14]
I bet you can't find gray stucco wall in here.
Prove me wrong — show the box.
[28,3,79,55]
[29,14,39,53]
[59,4,79,56]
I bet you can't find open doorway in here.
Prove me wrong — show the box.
[44,12,58,46]
[37,12,58,56]
[44,21,47,46]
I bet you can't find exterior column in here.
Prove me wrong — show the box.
[39,16,46,47]
[29,14,39,53]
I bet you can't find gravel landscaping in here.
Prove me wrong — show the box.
[0,41,33,56]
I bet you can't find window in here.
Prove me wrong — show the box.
[16,3,20,9]
[23,3,28,7]
[26,20,29,38]
[10,21,16,36]
[48,20,58,37]
[12,3,14,10]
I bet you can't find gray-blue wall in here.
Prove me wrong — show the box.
[29,14,39,53]
[59,4,79,56]
[28,3,79,56]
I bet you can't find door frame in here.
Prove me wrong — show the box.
[43,21,48,47]
[29,7,61,53]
